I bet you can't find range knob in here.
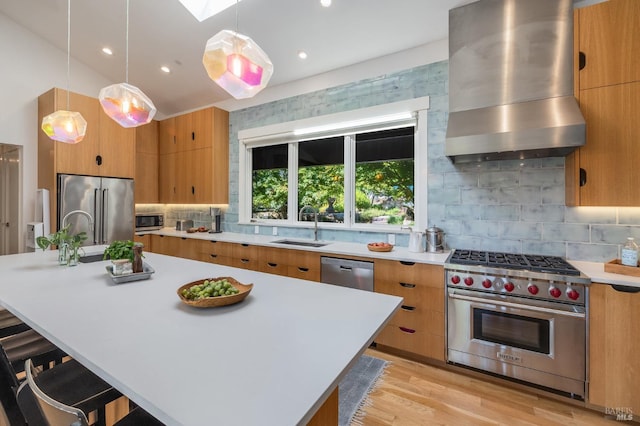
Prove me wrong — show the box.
[464,277,474,286]
[504,282,515,292]
[482,279,492,289]
[567,288,580,301]
[451,275,461,285]
[527,283,539,295]
[549,287,562,298]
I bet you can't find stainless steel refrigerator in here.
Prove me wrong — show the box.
[57,174,134,246]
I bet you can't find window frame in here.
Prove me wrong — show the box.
[238,97,430,232]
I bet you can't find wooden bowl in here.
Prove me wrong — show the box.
[367,242,394,252]
[177,277,253,308]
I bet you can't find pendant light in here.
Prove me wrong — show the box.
[99,0,156,128]
[41,0,87,144]
[202,0,273,99]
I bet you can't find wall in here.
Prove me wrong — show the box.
[0,13,113,252]
[226,61,640,262]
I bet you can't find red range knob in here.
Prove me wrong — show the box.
[567,289,580,300]
[504,282,515,292]
[464,277,474,286]
[527,284,539,295]
[549,287,562,298]
[451,275,461,284]
[482,279,492,288]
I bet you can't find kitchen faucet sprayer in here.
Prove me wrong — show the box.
[299,205,318,241]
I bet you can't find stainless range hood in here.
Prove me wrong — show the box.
[445,0,585,163]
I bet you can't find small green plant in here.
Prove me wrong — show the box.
[103,240,142,262]
[36,225,87,251]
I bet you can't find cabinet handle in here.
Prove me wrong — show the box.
[181,237,187,240]
[579,168,587,187]
[399,326,416,334]
[298,267,309,272]
[401,305,416,311]
[173,135,176,144]
[210,254,218,258]
[400,261,415,266]
[611,285,640,294]
[173,186,176,194]
[241,243,250,247]
[192,186,195,195]
[399,282,416,288]
[240,259,250,263]
[579,51,586,71]
[267,262,278,268]
[210,240,218,244]
[192,131,195,141]
[96,155,102,166]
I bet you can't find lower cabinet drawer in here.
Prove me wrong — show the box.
[376,323,445,361]
[232,257,259,271]
[390,306,444,333]
[259,260,288,276]
[205,254,235,268]
[287,265,320,282]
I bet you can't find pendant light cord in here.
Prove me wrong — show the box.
[235,0,239,35]
[125,0,129,83]
[66,0,71,109]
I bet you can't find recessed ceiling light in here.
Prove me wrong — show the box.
[297,51,308,60]
[161,66,171,73]
[320,0,331,7]
[102,47,113,55]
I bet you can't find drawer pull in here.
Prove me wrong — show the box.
[399,261,416,266]
[399,282,416,288]
[209,254,218,258]
[298,267,309,272]
[241,243,250,247]
[210,240,218,244]
[267,262,278,268]
[240,259,250,263]
[401,305,416,311]
[399,326,416,334]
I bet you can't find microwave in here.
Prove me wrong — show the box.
[135,213,164,231]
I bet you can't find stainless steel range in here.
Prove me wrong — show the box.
[445,249,591,399]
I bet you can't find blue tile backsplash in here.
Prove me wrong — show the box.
[142,59,640,262]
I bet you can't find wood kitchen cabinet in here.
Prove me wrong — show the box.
[38,88,135,227]
[149,234,202,260]
[200,240,236,266]
[135,120,158,203]
[133,233,151,250]
[374,260,445,361]
[588,283,640,415]
[158,107,229,204]
[566,1,640,206]
[258,247,321,281]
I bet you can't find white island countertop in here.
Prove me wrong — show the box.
[0,250,402,425]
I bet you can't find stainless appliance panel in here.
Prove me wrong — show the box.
[58,174,101,245]
[320,257,374,291]
[57,174,134,246]
[447,287,586,394]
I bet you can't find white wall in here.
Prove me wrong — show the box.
[0,13,114,251]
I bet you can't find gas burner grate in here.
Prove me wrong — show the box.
[448,249,580,276]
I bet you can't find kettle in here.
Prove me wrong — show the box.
[426,226,445,253]
[407,229,425,253]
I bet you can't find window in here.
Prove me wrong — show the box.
[239,98,429,231]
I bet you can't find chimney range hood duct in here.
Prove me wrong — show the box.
[445,0,585,163]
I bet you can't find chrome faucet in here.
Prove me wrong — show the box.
[61,209,94,234]
[299,205,318,241]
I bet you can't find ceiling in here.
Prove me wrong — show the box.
[1,0,472,116]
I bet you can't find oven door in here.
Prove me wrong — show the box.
[447,287,586,396]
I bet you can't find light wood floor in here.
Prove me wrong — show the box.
[359,348,620,426]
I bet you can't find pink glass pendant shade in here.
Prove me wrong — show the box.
[98,83,157,128]
[203,30,273,99]
[41,110,87,144]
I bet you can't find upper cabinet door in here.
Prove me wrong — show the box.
[98,106,135,178]
[175,107,213,151]
[54,90,101,176]
[578,0,640,90]
[158,117,177,155]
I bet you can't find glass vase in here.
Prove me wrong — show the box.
[57,242,69,266]
[67,245,80,267]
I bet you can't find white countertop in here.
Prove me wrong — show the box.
[0,250,401,425]
[569,260,640,289]
[140,228,452,265]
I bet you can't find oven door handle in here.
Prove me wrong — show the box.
[448,293,586,319]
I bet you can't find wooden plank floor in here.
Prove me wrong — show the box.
[359,349,619,426]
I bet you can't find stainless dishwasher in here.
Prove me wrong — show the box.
[320,256,374,291]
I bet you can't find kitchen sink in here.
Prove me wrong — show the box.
[272,239,329,248]
[79,253,106,263]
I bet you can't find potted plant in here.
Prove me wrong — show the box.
[103,240,144,275]
[36,225,87,266]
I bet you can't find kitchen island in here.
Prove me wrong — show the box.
[0,250,402,425]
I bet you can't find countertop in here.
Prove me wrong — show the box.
[0,249,401,425]
[139,228,452,265]
[138,229,640,289]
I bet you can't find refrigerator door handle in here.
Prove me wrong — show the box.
[102,189,109,244]
[93,189,100,245]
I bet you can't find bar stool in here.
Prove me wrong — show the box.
[0,309,30,339]
[18,359,164,426]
